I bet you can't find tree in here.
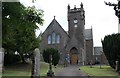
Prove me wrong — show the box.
[104,1,120,23]
[42,48,60,66]
[2,2,44,63]
[102,33,120,71]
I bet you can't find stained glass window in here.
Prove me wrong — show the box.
[52,32,56,44]
[56,35,60,44]
[48,35,51,44]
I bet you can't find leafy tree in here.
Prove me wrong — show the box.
[2,2,44,63]
[102,33,120,70]
[42,48,60,66]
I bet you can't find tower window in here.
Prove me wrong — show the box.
[52,32,56,44]
[74,24,78,28]
[56,35,60,44]
[48,35,51,44]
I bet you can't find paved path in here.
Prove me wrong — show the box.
[55,65,87,76]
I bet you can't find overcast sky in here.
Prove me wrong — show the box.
[20,0,118,47]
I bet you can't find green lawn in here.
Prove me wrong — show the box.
[40,62,64,76]
[40,62,49,76]
[3,63,120,77]
[2,62,63,77]
[80,65,119,77]
[2,63,31,76]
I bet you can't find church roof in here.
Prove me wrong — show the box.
[94,47,103,55]
[41,17,68,37]
[85,29,93,40]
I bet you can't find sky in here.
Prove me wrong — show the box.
[20,0,118,47]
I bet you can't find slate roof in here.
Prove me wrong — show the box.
[85,29,93,40]
[94,47,103,55]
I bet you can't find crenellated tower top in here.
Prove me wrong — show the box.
[67,2,84,13]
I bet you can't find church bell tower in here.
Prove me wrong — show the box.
[66,3,86,65]
[67,3,85,47]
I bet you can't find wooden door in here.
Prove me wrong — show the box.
[71,54,78,64]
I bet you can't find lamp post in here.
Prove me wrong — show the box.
[104,0,120,33]
[47,55,54,77]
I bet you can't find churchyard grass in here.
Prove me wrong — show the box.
[2,62,63,77]
[40,62,49,76]
[40,62,64,76]
[80,65,119,76]
[2,63,31,76]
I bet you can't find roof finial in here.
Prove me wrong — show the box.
[68,4,70,10]
[54,16,56,19]
[81,2,83,8]
[74,5,76,9]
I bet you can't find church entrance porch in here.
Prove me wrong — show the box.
[70,47,78,65]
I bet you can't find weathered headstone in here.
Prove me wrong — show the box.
[31,48,40,78]
[115,60,119,72]
[0,48,4,78]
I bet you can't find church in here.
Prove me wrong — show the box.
[40,3,102,65]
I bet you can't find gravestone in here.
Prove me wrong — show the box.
[31,48,40,78]
[0,48,4,77]
[116,61,119,72]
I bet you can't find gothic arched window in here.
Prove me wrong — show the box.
[48,35,51,44]
[52,32,56,44]
[56,35,60,44]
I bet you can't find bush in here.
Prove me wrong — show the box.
[42,48,60,66]
[102,33,120,70]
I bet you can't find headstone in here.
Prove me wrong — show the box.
[115,61,119,72]
[31,48,40,78]
[0,48,4,78]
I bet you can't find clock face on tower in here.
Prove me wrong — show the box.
[74,19,78,23]
[74,19,78,28]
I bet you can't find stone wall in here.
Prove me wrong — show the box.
[85,39,94,65]
[93,53,108,65]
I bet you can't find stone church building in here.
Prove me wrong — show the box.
[40,3,106,65]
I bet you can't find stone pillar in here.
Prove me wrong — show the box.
[31,48,40,78]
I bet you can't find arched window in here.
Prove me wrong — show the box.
[48,35,51,44]
[56,35,60,44]
[52,32,56,44]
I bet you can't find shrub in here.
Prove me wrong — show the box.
[42,48,60,66]
[102,33,120,71]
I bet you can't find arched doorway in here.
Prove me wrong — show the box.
[70,47,78,64]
